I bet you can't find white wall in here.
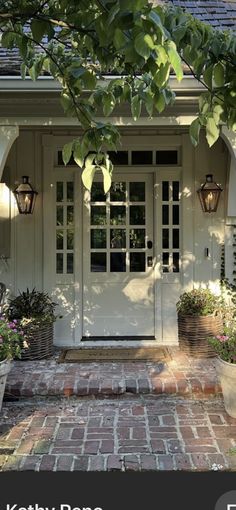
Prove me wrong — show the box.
[0,128,229,345]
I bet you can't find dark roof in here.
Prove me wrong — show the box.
[156,0,236,30]
[0,1,235,76]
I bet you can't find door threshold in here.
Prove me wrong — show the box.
[79,338,159,348]
[82,336,155,341]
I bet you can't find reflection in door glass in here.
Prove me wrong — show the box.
[67,253,74,274]
[91,182,106,202]
[130,252,145,272]
[56,253,63,273]
[56,230,64,250]
[91,206,107,225]
[110,206,126,225]
[67,182,74,202]
[56,206,63,226]
[110,229,126,248]
[129,229,145,248]
[91,229,106,249]
[67,206,74,225]
[130,206,145,225]
[110,182,126,202]
[130,182,145,202]
[91,253,107,272]
[110,253,126,272]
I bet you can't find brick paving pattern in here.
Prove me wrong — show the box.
[0,396,235,472]
[5,349,221,399]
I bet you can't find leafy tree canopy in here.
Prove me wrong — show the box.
[0,0,236,190]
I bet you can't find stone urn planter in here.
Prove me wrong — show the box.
[0,359,11,411]
[178,314,223,358]
[215,357,236,418]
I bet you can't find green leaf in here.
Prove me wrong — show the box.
[82,70,97,90]
[73,142,84,168]
[113,28,127,50]
[213,62,225,87]
[148,11,165,36]
[62,142,73,165]
[28,64,37,81]
[154,91,165,113]
[134,33,153,60]
[203,65,213,89]
[155,45,168,66]
[206,117,220,147]
[103,92,116,116]
[154,63,170,87]
[20,63,27,80]
[131,95,142,121]
[1,31,16,49]
[190,118,201,147]
[166,41,183,82]
[30,20,48,44]
[82,164,97,191]
[100,165,112,194]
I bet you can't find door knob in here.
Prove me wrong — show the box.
[147,240,153,249]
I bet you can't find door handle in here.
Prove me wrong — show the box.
[147,240,153,249]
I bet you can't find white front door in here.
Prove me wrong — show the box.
[83,173,155,337]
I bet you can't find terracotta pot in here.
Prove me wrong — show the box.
[178,314,223,358]
[0,359,11,411]
[215,357,236,418]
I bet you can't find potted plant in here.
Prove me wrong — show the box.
[7,288,58,360]
[176,288,223,357]
[208,331,236,417]
[0,315,26,410]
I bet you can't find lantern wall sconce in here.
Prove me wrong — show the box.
[13,176,38,214]
[197,174,223,213]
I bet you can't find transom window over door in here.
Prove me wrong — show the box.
[83,174,155,338]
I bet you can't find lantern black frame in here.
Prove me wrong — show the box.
[197,174,223,213]
[13,176,38,214]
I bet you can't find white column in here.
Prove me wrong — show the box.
[221,127,236,282]
[0,126,19,180]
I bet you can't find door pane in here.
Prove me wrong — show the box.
[91,182,106,202]
[67,230,74,250]
[67,182,74,202]
[129,229,145,248]
[56,206,63,226]
[173,181,179,201]
[130,253,145,272]
[110,229,126,248]
[56,230,64,250]
[173,205,179,225]
[130,206,145,225]
[91,206,107,225]
[110,182,126,202]
[162,182,169,201]
[91,253,106,272]
[67,206,74,225]
[162,229,169,249]
[56,253,63,273]
[110,206,126,225]
[91,229,106,249]
[67,253,74,274]
[162,205,169,225]
[130,182,145,202]
[110,253,126,272]
[173,229,179,249]
[56,182,63,202]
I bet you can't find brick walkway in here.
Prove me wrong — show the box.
[5,349,220,399]
[1,348,235,472]
[0,396,236,471]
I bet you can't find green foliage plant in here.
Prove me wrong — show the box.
[7,288,58,329]
[0,0,235,192]
[176,288,220,316]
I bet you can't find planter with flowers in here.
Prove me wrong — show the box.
[208,331,236,418]
[0,316,26,410]
[7,288,58,360]
[176,288,223,357]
